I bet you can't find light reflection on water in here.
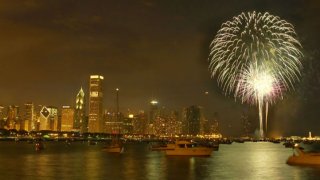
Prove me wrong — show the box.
[0,141,320,179]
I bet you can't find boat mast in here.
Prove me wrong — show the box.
[116,88,120,134]
[116,88,119,122]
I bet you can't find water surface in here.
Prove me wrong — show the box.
[0,141,319,179]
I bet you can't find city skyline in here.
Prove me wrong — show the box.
[0,1,319,136]
[0,80,216,137]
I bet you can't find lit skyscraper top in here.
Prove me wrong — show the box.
[74,87,85,131]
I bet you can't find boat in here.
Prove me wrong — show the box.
[102,138,124,153]
[208,142,219,151]
[195,141,219,151]
[271,139,281,144]
[165,140,213,156]
[35,141,45,151]
[150,142,175,151]
[283,141,295,148]
[102,89,124,154]
[102,144,124,153]
[219,139,233,144]
[88,140,98,145]
[234,139,245,143]
[287,144,320,166]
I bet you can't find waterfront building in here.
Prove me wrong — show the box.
[105,111,123,134]
[24,102,34,131]
[166,111,182,136]
[0,105,5,120]
[0,105,6,129]
[39,106,58,131]
[132,111,147,134]
[182,105,203,135]
[210,118,220,135]
[33,105,44,131]
[88,75,104,133]
[7,105,19,129]
[61,106,75,132]
[104,88,123,134]
[57,115,61,132]
[152,108,182,137]
[82,116,89,133]
[105,121,123,134]
[154,116,167,136]
[74,87,86,132]
[148,100,159,134]
[122,115,133,134]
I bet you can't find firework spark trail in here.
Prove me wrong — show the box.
[209,11,303,137]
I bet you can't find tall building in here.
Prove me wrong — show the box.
[74,87,86,132]
[0,105,5,120]
[34,105,44,131]
[88,75,104,133]
[39,106,58,131]
[166,111,182,136]
[7,105,19,129]
[148,100,159,134]
[61,106,75,132]
[122,114,134,134]
[182,105,202,135]
[132,111,147,134]
[104,110,123,134]
[24,102,34,131]
[149,100,159,124]
[0,105,6,129]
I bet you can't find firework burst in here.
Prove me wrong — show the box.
[209,11,303,137]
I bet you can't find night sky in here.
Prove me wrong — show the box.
[0,0,319,136]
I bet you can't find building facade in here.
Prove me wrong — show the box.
[122,115,133,134]
[182,105,203,135]
[0,106,6,129]
[61,106,75,132]
[24,102,34,131]
[39,106,58,131]
[147,100,159,134]
[7,105,19,129]
[88,75,104,133]
[132,111,147,134]
[74,87,86,132]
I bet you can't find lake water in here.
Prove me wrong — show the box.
[0,141,319,179]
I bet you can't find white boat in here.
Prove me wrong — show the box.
[165,140,213,156]
[287,144,320,166]
[150,142,175,151]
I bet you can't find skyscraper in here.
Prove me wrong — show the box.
[61,106,75,132]
[34,105,44,131]
[39,106,58,131]
[0,105,6,129]
[166,110,182,136]
[24,102,34,131]
[132,111,147,134]
[74,87,85,132]
[148,100,159,134]
[7,105,19,129]
[182,105,202,135]
[88,75,104,133]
